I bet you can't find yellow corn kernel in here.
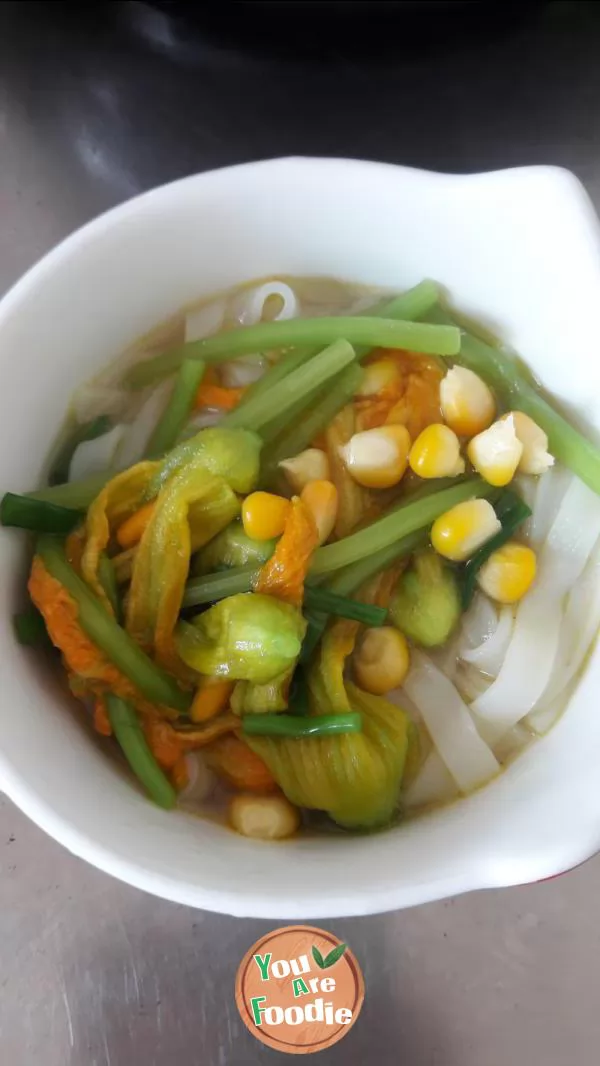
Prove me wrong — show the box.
[505,411,554,475]
[477,541,537,604]
[409,423,465,479]
[440,366,496,436]
[356,358,401,397]
[279,448,330,492]
[191,677,234,723]
[228,792,300,840]
[467,415,523,487]
[354,626,410,695]
[115,501,156,549]
[340,425,411,489]
[431,498,502,562]
[242,491,290,540]
[300,479,338,544]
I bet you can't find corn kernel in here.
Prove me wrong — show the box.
[279,448,330,492]
[467,415,523,487]
[300,479,338,544]
[409,423,465,479]
[440,366,496,436]
[340,425,411,489]
[356,358,401,397]
[354,626,410,695]
[431,498,502,562]
[242,492,290,540]
[505,411,554,475]
[477,541,537,604]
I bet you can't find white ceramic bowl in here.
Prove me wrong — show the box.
[1,158,600,918]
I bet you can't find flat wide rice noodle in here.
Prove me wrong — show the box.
[461,606,514,677]
[185,298,226,343]
[402,650,500,793]
[69,424,125,482]
[404,749,458,809]
[471,477,600,742]
[229,281,299,326]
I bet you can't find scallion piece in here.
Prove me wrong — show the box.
[106,694,177,809]
[13,607,52,648]
[145,359,206,458]
[37,537,191,713]
[1,493,82,533]
[304,587,387,626]
[241,711,362,738]
[27,472,112,509]
[126,314,459,388]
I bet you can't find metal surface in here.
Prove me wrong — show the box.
[2,2,600,1063]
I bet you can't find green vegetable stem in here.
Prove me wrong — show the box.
[241,712,362,738]
[145,359,206,458]
[37,537,191,713]
[126,312,459,387]
[1,493,82,534]
[106,694,177,809]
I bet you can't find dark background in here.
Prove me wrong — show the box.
[2,0,600,217]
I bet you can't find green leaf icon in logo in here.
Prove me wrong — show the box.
[323,943,348,968]
[312,945,326,969]
[312,942,348,969]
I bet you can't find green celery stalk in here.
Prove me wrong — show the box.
[107,695,177,809]
[221,339,356,434]
[310,478,495,576]
[126,314,459,387]
[145,359,206,458]
[234,280,440,411]
[1,493,82,534]
[37,537,191,713]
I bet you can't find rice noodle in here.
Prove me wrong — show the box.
[471,477,600,743]
[527,540,600,729]
[185,298,226,343]
[113,381,172,470]
[402,650,500,793]
[459,593,499,651]
[404,749,459,809]
[221,356,267,389]
[69,424,125,482]
[527,465,572,548]
[229,281,299,326]
[461,606,514,677]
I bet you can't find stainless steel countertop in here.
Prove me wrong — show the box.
[2,3,600,1063]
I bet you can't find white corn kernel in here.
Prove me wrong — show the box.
[340,425,411,489]
[440,366,496,437]
[467,415,523,487]
[505,411,554,475]
[228,792,300,840]
[356,358,401,397]
[431,498,502,562]
[279,448,330,492]
[354,627,410,694]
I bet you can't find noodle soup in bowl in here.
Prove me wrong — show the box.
[0,157,599,917]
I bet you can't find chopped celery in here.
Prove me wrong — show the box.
[145,359,206,458]
[127,313,459,387]
[311,478,495,576]
[220,340,356,434]
[107,695,177,809]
